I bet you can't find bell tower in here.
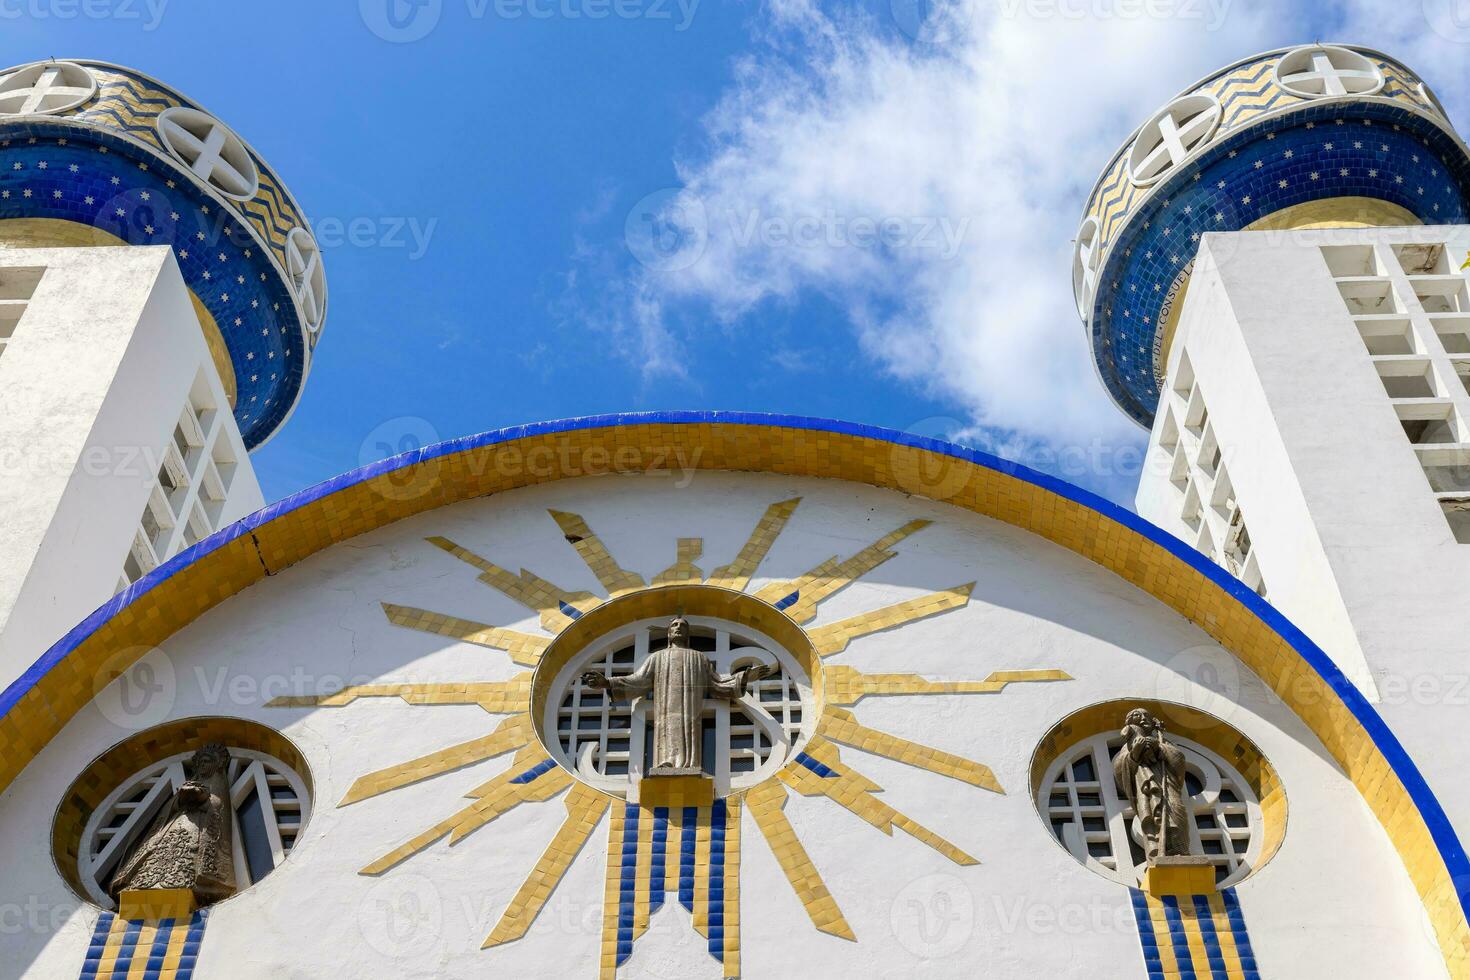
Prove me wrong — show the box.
[1080,44,1470,848]
[0,59,327,690]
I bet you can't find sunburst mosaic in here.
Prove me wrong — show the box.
[267,498,1070,977]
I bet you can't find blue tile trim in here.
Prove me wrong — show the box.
[615,803,638,966]
[2,411,1465,934]
[110,919,143,977]
[1221,889,1260,980]
[772,591,799,611]
[509,759,557,784]
[79,912,114,980]
[141,918,176,980]
[558,601,583,620]
[1128,889,1164,980]
[794,752,838,778]
[679,805,697,912]
[650,806,668,913]
[0,122,311,447]
[706,798,726,963]
[1160,896,1197,980]
[1191,895,1229,980]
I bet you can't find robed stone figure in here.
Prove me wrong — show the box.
[583,616,778,775]
[1113,708,1191,862]
[109,742,237,906]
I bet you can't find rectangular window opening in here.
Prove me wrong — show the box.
[1321,244,1381,278]
[1337,278,1400,316]
[1376,360,1439,399]
[1392,242,1450,276]
[1356,317,1417,356]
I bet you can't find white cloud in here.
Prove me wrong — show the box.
[607,1,1467,498]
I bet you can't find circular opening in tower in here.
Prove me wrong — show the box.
[532,586,822,800]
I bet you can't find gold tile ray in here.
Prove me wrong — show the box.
[819,706,1003,793]
[266,673,533,713]
[381,602,549,666]
[359,743,569,875]
[482,784,611,949]
[426,535,599,631]
[823,665,1072,705]
[743,780,856,941]
[752,519,932,623]
[806,584,975,656]
[652,537,704,585]
[339,713,536,806]
[706,498,802,591]
[778,739,978,866]
[547,510,645,596]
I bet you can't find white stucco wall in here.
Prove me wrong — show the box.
[1137,226,1470,861]
[0,470,1444,978]
[0,246,261,694]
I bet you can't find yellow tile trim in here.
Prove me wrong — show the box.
[4,418,1463,975]
[722,796,742,979]
[598,802,624,980]
[1205,891,1244,972]
[116,889,194,922]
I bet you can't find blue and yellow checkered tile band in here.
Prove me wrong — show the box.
[79,908,208,980]
[1130,888,1258,980]
[601,798,741,979]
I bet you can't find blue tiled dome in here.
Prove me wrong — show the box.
[0,60,326,449]
[1076,45,1470,428]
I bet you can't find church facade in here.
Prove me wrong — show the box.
[1,45,1469,980]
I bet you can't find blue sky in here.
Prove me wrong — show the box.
[3,1,1465,505]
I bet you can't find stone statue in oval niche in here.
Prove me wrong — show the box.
[1113,708,1192,861]
[109,742,236,906]
[582,616,779,776]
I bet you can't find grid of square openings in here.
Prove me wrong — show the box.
[0,266,44,358]
[1323,242,1470,543]
[1157,356,1266,598]
[1039,732,1258,888]
[119,370,240,591]
[556,624,804,783]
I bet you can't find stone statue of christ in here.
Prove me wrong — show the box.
[582,616,779,775]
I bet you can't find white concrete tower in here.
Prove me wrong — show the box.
[1078,44,1470,844]
[0,60,328,691]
